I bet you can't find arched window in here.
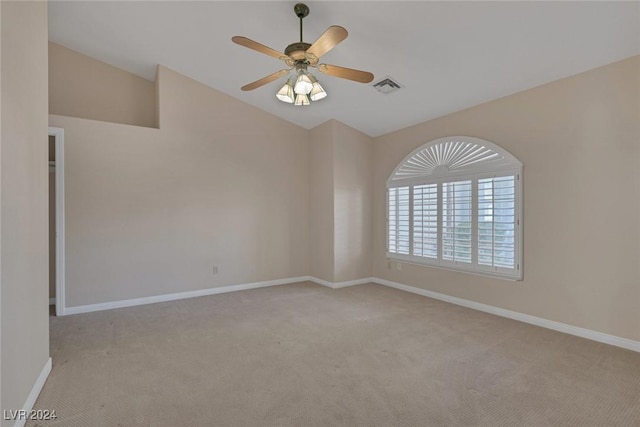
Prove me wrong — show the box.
[387,136,523,280]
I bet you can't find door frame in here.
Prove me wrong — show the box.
[48,127,66,316]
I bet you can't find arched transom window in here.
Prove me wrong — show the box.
[387,136,523,280]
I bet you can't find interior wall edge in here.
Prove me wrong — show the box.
[309,276,374,289]
[1,0,50,421]
[11,358,51,427]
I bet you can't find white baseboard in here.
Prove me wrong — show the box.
[49,298,55,306]
[13,358,52,427]
[309,276,374,289]
[372,277,640,353]
[60,274,640,353]
[63,276,311,315]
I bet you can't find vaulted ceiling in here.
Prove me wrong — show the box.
[48,1,640,137]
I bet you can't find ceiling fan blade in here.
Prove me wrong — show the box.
[232,36,286,60]
[241,69,290,91]
[317,64,374,84]
[306,26,348,60]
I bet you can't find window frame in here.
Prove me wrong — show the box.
[386,137,523,281]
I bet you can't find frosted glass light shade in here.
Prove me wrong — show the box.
[309,81,327,101]
[276,81,294,103]
[294,73,313,95]
[294,93,310,106]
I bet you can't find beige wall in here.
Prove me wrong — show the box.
[309,121,335,282]
[1,1,50,422]
[373,56,640,342]
[50,65,310,307]
[49,42,156,128]
[333,121,373,282]
[309,120,373,283]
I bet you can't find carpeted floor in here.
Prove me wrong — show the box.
[29,282,640,426]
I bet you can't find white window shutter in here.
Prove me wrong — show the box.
[442,181,472,263]
[388,186,410,255]
[478,176,516,268]
[412,184,438,259]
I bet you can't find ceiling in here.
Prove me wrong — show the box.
[48,1,640,137]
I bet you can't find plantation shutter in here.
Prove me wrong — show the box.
[478,176,516,268]
[388,186,410,255]
[442,181,472,263]
[413,184,438,259]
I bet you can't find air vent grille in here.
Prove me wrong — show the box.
[373,77,403,94]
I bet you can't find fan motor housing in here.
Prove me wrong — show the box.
[285,42,312,60]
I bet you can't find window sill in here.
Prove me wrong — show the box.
[386,253,522,281]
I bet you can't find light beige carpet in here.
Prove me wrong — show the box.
[29,282,640,426]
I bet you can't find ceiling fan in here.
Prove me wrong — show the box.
[232,3,374,105]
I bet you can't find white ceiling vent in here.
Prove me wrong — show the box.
[373,77,403,94]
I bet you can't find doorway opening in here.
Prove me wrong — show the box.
[48,127,65,316]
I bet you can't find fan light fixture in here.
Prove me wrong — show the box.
[309,74,327,101]
[277,65,326,106]
[294,72,313,95]
[276,77,295,103]
[294,93,310,106]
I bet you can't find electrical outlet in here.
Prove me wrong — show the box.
[212,265,218,275]
[396,262,402,271]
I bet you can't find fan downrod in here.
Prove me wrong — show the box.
[286,3,312,62]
